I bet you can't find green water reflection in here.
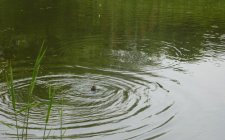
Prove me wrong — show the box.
[0,0,225,139]
[0,0,224,66]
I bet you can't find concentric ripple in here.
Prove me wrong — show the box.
[0,66,175,139]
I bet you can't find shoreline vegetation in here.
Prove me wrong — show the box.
[4,41,64,140]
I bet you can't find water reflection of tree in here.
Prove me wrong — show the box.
[0,0,225,66]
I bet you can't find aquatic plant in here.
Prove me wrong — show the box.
[5,61,19,140]
[43,87,55,140]
[24,40,46,140]
[5,41,49,140]
[59,97,66,140]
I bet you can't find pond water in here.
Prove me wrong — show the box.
[1,0,225,139]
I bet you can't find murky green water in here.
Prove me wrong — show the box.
[1,0,225,139]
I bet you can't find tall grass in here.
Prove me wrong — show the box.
[5,61,19,140]
[24,41,47,140]
[59,97,65,140]
[5,41,48,140]
[43,87,55,140]
[4,41,67,140]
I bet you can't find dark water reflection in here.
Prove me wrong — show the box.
[0,0,225,139]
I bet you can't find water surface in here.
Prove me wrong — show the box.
[0,0,225,139]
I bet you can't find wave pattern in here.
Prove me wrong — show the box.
[0,66,175,139]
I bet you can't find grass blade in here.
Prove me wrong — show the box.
[46,129,52,139]
[43,86,54,140]
[59,97,64,140]
[16,102,41,114]
[28,40,46,98]
[5,61,19,140]
[25,40,46,140]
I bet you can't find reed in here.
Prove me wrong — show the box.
[4,41,62,140]
[43,87,55,140]
[24,40,47,140]
[5,61,19,140]
[59,97,64,140]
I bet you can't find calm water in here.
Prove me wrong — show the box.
[1,0,225,139]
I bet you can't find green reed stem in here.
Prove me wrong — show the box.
[5,61,19,140]
[24,40,46,140]
[60,97,64,140]
[43,87,54,140]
